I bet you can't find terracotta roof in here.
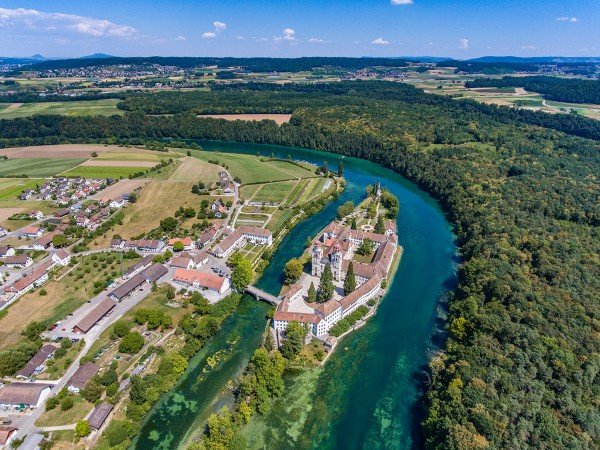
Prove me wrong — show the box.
[74,299,115,333]
[4,267,46,293]
[313,299,342,316]
[190,250,209,264]
[168,237,192,246]
[342,260,377,278]
[33,231,59,247]
[0,427,17,445]
[21,226,41,235]
[53,249,70,260]
[173,269,226,291]
[3,254,31,265]
[339,274,382,311]
[0,382,52,406]
[170,256,192,268]
[67,362,99,390]
[197,226,218,245]
[213,226,271,255]
[273,311,321,324]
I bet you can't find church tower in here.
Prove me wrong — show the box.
[312,243,323,277]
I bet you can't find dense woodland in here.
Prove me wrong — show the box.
[466,76,600,104]
[0,81,598,449]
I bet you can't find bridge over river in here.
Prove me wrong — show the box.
[245,285,281,306]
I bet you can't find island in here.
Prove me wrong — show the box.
[273,184,402,357]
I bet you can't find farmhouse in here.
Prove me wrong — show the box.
[168,236,194,250]
[73,298,116,333]
[0,382,52,409]
[0,246,16,257]
[196,225,218,248]
[3,267,48,298]
[122,255,153,279]
[170,251,208,270]
[32,230,59,250]
[16,344,56,379]
[51,249,71,266]
[172,269,230,294]
[140,263,168,283]
[110,238,125,249]
[67,362,99,393]
[212,226,272,259]
[20,226,43,238]
[3,254,33,268]
[134,239,165,253]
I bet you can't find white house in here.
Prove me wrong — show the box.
[4,254,33,268]
[52,249,71,266]
[0,246,16,258]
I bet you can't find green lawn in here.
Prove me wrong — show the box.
[35,395,93,427]
[61,165,149,178]
[0,99,123,119]
[0,158,86,177]
[184,149,312,184]
[251,181,296,203]
[265,160,317,179]
[0,178,40,200]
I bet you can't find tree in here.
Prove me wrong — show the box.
[356,238,375,256]
[119,331,144,354]
[281,322,307,359]
[60,396,74,411]
[337,160,344,177]
[128,192,137,203]
[307,282,316,303]
[231,257,253,291]
[129,375,147,405]
[81,379,103,403]
[52,234,68,248]
[112,320,131,338]
[337,201,354,219]
[172,241,184,252]
[316,264,334,303]
[283,258,303,285]
[351,217,357,230]
[374,215,385,234]
[101,368,118,386]
[75,420,91,437]
[344,261,356,295]
[159,216,177,232]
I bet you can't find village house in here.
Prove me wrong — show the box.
[32,230,60,250]
[20,225,43,238]
[28,210,44,221]
[196,225,218,248]
[172,268,231,294]
[0,227,7,237]
[16,344,56,379]
[52,249,71,266]
[3,267,49,298]
[67,362,99,393]
[3,254,33,268]
[0,245,16,257]
[0,383,52,409]
[168,236,194,251]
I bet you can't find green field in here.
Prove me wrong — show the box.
[0,99,123,119]
[185,149,314,184]
[251,181,296,203]
[61,165,150,178]
[0,178,40,200]
[0,158,86,177]
[97,150,174,162]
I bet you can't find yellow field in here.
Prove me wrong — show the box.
[91,180,200,247]
[168,156,222,182]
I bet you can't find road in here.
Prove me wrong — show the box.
[13,280,155,443]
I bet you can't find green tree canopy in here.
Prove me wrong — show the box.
[316,264,335,303]
[280,322,307,360]
[344,261,357,295]
[231,257,253,291]
[283,258,303,285]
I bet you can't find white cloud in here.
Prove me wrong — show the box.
[236,35,246,40]
[175,35,186,41]
[308,37,329,43]
[391,0,414,4]
[372,37,390,45]
[521,45,537,50]
[555,17,579,22]
[213,21,226,32]
[202,31,216,39]
[0,7,138,37]
[459,38,469,49]
[274,28,296,42]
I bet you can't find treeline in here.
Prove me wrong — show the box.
[14,56,409,74]
[0,80,598,448]
[466,75,600,104]
[0,92,126,104]
[436,59,539,74]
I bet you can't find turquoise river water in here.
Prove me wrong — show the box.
[131,141,457,450]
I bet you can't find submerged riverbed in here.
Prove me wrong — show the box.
[132,141,456,449]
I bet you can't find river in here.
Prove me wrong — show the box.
[131,141,457,450]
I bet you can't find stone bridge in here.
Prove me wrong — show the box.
[245,285,280,306]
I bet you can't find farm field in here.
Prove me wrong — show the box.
[90,179,148,201]
[265,160,317,179]
[0,178,39,200]
[0,158,86,177]
[0,144,130,159]
[97,148,175,162]
[168,156,221,182]
[0,253,139,351]
[0,98,123,119]
[197,113,292,124]
[185,149,314,184]
[90,180,201,247]
[250,181,296,204]
[61,165,149,178]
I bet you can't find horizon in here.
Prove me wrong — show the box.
[1,0,598,59]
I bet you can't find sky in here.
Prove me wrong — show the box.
[0,0,598,58]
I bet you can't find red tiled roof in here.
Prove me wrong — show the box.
[273,311,321,324]
[173,269,226,291]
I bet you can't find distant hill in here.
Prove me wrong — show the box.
[81,53,114,59]
[468,56,600,64]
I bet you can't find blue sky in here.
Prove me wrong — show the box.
[0,0,598,58]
